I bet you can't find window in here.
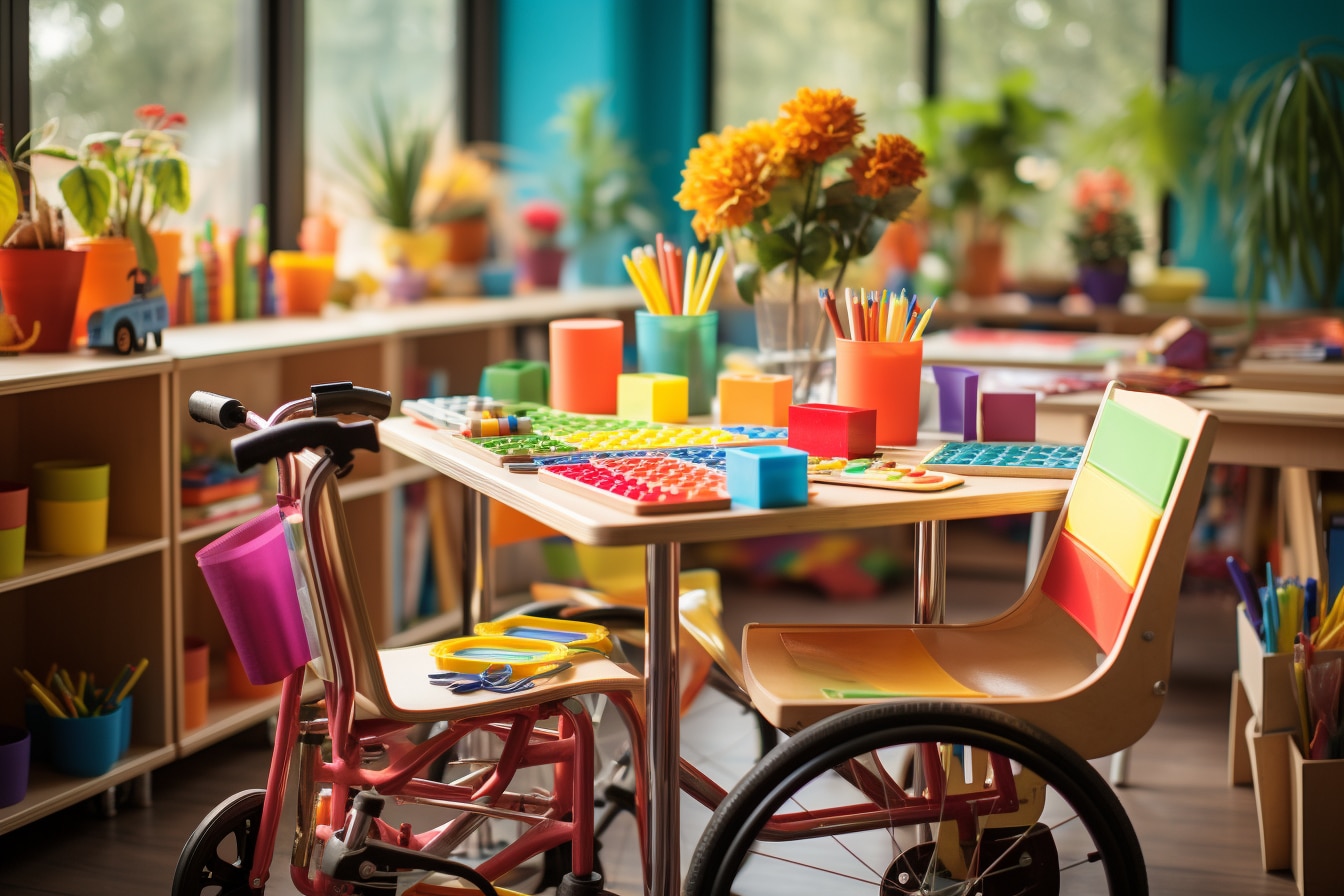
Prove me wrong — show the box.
[29,0,261,238]
[713,0,1165,283]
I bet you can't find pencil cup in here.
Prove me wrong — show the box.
[634,310,719,416]
[0,724,30,807]
[549,318,624,414]
[835,338,923,446]
[47,699,128,777]
[0,480,27,578]
[270,251,335,315]
[196,508,312,685]
[183,636,210,730]
[31,460,110,555]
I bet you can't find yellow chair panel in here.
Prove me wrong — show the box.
[1063,464,1160,588]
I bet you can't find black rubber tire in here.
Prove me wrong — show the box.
[114,322,135,355]
[172,789,267,896]
[685,701,1147,896]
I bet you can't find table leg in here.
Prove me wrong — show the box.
[644,542,681,896]
[462,490,493,634]
[914,519,947,625]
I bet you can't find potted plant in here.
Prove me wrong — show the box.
[1066,168,1144,307]
[338,96,443,276]
[425,146,497,265]
[917,69,1069,296]
[675,86,926,402]
[0,121,88,352]
[515,198,566,289]
[1209,39,1344,312]
[549,86,659,285]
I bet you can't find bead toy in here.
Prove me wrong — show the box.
[537,455,731,515]
[919,441,1083,479]
[806,456,964,491]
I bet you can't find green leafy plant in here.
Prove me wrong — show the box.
[42,104,190,271]
[549,86,658,249]
[338,96,436,231]
[0,119,67,249]
[917,68,1069,243]
[1209,39,1344,309]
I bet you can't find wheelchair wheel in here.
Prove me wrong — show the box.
[172,788,267,896]
[685,701,1146,896]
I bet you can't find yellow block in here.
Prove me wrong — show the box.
[617,372,688,423]
[718,372,792,426]
[1063,464,1160,587]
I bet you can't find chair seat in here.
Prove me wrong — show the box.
[743,598,1102,733]
[366,644,643,723]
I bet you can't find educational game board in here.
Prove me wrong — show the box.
[537,455,731,515]
[807,456,965,492]
[918,441,1083,479]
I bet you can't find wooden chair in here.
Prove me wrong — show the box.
[740,382,1218,764]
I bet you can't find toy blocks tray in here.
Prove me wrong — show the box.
[537,456,731,515]
[919,441,1083,479]
[807,456,965,491]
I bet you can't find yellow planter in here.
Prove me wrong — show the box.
[380,228,447,273]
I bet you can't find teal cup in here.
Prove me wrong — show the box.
[47,699,129,777]
[634,310,719,417]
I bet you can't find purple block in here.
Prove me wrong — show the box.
[980,392,1036,442]
[931,366,979,441]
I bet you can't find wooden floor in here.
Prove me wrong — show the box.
[0,572,1301,895]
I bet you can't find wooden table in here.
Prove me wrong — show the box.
[1037,387,1344,580]
[379,416,1068,895]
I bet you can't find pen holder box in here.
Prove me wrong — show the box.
[1290,737,1344,896]
[1235,605,1344,735]
[834,338,922,446]
[46,699,129,777]
[634,310,719,417]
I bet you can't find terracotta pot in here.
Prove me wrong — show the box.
[437,217,490,264]
[69,237,137,348]
[151,230,184,323]
[0,248,88,352]
[956,239,1005,297]
[298,213,340,254]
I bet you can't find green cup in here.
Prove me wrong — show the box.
[634,310,719,417]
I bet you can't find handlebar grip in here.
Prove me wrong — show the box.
[189,391,249,429]
[231,418,381,473]
[311,382,393,420]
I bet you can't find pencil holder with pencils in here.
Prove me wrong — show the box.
[47,698,130,777]
[835,338,923,446]
[634,310,719,416]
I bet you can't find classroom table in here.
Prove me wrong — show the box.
[378,416,1069,895]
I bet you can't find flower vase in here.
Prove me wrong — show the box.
[1078,262,1130,307]
[753,271,836,405]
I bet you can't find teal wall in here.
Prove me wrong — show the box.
[499,0,706,251]
[1170,0,1344,301]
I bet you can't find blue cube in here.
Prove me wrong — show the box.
[725,445,809,509]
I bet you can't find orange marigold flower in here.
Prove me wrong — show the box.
[776,87,863,164]
[675,122,779,241]
[848,133,926,198]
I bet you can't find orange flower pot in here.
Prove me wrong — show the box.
[70,237,137,348]
[151,230,184,322]
[437,217,490,264]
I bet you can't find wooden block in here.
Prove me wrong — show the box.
[718,372,792,426]
[1041,529,1134,652]
[1063,464,1160,587]
[1087,399,1188,509]
[787,403,876,459]
[617,372,688,423]
[979,391,1036,441]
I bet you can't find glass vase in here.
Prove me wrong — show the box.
[752,268,836,405]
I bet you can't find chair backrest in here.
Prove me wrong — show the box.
[1039,382,1203,655]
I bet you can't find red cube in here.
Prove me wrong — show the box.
[787,403,877,459]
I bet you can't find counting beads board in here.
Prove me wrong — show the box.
[529,445,730,471]
[446,432,579,463]
[919,441,1083,479]
[537,456,731,515]
[807,457,965,492]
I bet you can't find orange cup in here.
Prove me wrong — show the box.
[270,251,335,315]
[549,318,624,414]
[835,338,923,446]
[183,636,210,730]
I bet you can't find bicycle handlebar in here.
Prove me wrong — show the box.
[189,391,249,429]
[231,418,380,473]
[311,382,392,420]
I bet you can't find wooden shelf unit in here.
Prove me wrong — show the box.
[0,287,640,835]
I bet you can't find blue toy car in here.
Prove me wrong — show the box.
[86,268,170,354]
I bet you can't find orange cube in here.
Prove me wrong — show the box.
[718,372,792,426]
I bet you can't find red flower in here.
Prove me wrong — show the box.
[164,112,188,128]
[136,103,166,123]
[521,200,563,234]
